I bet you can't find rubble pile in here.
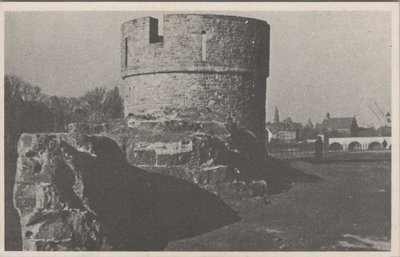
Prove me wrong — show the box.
[14,133,243,250]
[14,134,112,251]
[68,113,269,206]
[14,108,270,251]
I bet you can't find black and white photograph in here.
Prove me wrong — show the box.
[1,2,399,255]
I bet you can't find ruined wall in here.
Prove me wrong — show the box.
[14,133,268,250]
[13,134,112,251]
[121,14,270,141]
[67,119,266,187]
[5,95,66,250]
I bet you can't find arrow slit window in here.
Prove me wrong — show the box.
[124,37,128,67]
[201,31,207,61]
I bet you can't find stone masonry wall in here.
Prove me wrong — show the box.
[67,119,269,207]
[124,72,266,140]
[121,14,270,142]
[121,14,269,76]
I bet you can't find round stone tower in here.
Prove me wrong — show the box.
[121,14,270,142]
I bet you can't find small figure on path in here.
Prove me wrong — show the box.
[382,139,387,149]
[314,136,323,161]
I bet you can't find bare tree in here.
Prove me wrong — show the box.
[102,87,124,120]
[81,87,107,123]
[306,118,314,128]
[4,75,46,102]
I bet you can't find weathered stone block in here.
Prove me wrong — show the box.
[14,133,112,251]
[15,157,55,184]
[156,152,192,166]
[201,165,230,185]
[13,183,37,214]
[199,121,228,137]
[68,123,109,134]
[128,149,157,165]
[138,165,197,184]
[17,133,83,157]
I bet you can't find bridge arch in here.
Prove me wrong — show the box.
[329,142,343,151]
[368,141,381,150]
[348,141,362,151]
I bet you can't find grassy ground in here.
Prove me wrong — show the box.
[167,151,391,251]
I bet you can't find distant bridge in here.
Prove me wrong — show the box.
[328,137,391,151]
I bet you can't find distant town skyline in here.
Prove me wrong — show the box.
[5,11,392,127]
[267,106,388,128]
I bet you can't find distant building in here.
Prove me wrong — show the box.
[377,126,391,137]
[357,127,377,137]
[266,123,299,143]
[318,116,358,137]
[266,127,276,142]
[277,130,297,142]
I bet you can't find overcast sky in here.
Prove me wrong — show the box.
[5,11,392,127]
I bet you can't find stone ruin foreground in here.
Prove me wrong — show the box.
[13,14,271,250]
